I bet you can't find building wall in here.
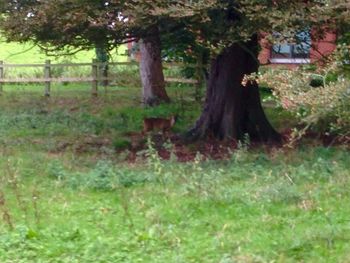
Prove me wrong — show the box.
[310,32,337,62]
[258,34,272,65]
[258,32,337,66]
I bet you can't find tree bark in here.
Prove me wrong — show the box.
[187,35,281,143]
[139,26,170,106]
[95,46,109,87]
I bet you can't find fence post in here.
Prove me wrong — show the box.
[91,59,98,97]
[0,61,3,95]
[44,60,51,97]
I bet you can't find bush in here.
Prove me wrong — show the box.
[309,75,324,87]
[258,47,350,138]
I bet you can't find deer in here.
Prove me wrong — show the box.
[142,115,177,137]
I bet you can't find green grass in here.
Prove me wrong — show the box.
[0,39,131,82]
[0,82,349,262]
[0,83,199,147]
[0,39,128,64]
[0,41,349,262]
[0,145,349,262]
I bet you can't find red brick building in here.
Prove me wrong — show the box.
[259,32,337,66]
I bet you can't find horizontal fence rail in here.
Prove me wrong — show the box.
[0,60,201,97]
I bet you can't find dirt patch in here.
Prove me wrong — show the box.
[280,128,350,148]
[48,130,349,163]
[125,133,240,163]
[126,130,349,163]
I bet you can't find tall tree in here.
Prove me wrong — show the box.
[121,2,208,105]
[139,26,170,105]
[1,0,347,141]
[151,0,347,142]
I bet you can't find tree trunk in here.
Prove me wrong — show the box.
[139,27,170,106]
[95,46,109,87]
[187,35,281,143]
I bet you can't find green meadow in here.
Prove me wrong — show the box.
[0,39,128,63]
[0,42,349,262]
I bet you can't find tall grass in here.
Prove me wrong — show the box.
[0,143,349,262]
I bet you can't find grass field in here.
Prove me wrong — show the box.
[0,82,349,262]
[0,39,128,64]
[0,42,349,262]
[0,39,131,83]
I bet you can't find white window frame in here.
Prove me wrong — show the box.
[269,58,311,64]
[270,30,311,64]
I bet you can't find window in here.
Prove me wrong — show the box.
[270,30,311,64]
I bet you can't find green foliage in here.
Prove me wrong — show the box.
[47,160,67,180]
[259,47,350,138]
[309,75,324,87]
[1,0,345,58]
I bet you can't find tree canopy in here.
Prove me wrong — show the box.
[1,1,347,55]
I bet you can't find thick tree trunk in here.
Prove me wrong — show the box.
[139,27,170,106]
[187,35,281,143]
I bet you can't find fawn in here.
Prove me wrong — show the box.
[142,115,176,136]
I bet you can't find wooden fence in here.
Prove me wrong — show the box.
[0,59,201,97]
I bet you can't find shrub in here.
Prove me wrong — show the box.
[258,46,350,139]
